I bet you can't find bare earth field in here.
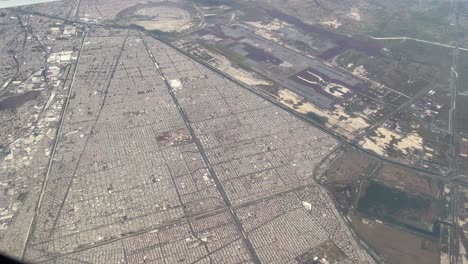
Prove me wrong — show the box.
[376,164,441,198]
[349,213,440,264]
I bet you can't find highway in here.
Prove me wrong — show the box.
[370,36,468,52]
[140,33,262,264]
[21,30,88,259]
[448,5,464,264]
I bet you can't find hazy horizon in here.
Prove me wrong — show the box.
[0,0,58,9]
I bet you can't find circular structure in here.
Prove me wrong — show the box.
[118,4,198,33]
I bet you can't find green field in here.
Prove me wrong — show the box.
[358,182,430,216]
[381,39,453,67]
[371,1,455,42]
[357,182,439,234]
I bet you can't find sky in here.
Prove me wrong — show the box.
[0,0,58,9]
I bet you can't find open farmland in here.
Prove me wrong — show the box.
[349,214,440,264]
[357,182,441,234]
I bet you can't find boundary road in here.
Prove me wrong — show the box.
[21,30,88,259]
[140,34,262,264]
[370,36,468,52]
[44,32,130,240]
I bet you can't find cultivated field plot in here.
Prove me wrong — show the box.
[323,149,376,185]
[320,149,379,212]
[349,214,440,264]
[376,165,441,198]
[357,182,440,233]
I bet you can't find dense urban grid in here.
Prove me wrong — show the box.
[1,0,468,264]
[0,18,373,264]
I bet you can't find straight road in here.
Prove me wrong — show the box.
[448,5,463,264]
[21,30,88,259]
[370,36,468,52]
[355,84,434,145]
[140,34,262,264]
[45,32,130,240]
